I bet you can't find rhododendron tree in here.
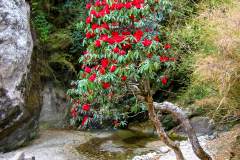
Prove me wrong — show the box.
[67,0,211,160]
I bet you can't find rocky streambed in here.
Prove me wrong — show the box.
[1,124,239,160]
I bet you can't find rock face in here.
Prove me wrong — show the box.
[173,116,215,136]
[0,0,41,152]
[39,83,67,128]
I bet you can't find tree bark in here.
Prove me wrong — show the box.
[154,101,212,160]
[145,96,185,160]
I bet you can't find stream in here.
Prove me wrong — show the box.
[2,126,238,160]
[77,129,160,160]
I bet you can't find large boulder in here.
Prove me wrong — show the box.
[0,0,41,152]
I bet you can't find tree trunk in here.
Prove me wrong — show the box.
[145,96,185,160]
[153,101,212,160]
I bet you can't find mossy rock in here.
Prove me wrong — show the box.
[168,131,188,141]
[47,29,72,51]
[161,114,179,131]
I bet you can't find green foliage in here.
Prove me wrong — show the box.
[32,11,53,42]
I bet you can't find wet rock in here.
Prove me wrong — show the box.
[0,0,41,152]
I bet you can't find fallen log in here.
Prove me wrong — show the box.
[154,101,212,160]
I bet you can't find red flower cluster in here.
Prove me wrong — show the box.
[102,82,110,89]
[89,73,97,82]
[84,67,91,73]
[121,75,127,81]
[133,29,144,42]
[81,115,88,126]
[82,104,90,111]
[110,65,117,72]
[160,56,169,62]
[86,32,95,39]
[161,76,168,85]
[71,108,77,118]
[101,58,109,68]
[142,39,152,47]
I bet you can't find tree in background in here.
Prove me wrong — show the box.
[67,0,211,159]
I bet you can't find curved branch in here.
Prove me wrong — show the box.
[154,101,212,160]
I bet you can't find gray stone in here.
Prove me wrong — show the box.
[159,147,170,153]
[173,117,215,136]
[10,152,24,160]
[39,83,67,128]
[0,0,41,152]
[0,130,92,160]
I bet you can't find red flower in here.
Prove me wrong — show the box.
[99,34,109,41]
[135,3,143,9]
[84,67,91,73]
[106,38,115,44]
[122,31,131,36]
[81,115,88,126]
[154,35,160,42]
[86,32,95,39]
[147,53,153,58]
[95,40,101,47]
[86,32,91,39]
[90,10,97,16]
[99,67,106,75]
[125,2,132,9]
[161,76,168,85]
[94,1,101,7]
[133,29,143,42]
[82,104,90,111]
[88,73,97,82]
[71,108,77,118]
[113,47,120,53]
[110,3,117,10]
[142,39,152,47]
[121,75,127,81]
[92,24,99,30]
[159,56,169,62]
[112,31,119,36]
[102,82,111,89]
[112,59,118,64]
[101,23,109,30]
[164,44,171,50]
[86,16,91,24]
[116,3,124,10]
[104,5,110,14]
[129,14,135,20]
[122,43,132,50]
[110,65,117,72]
[86,3,91,9]
[119,50,126,55]
[101,58,109,68]
[113,35,125,43]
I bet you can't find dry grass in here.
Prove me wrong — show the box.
[191,0,240,121]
